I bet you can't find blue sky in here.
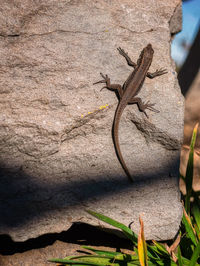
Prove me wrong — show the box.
[171,0,200,66]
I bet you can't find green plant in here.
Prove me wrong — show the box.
[49,124,200,265]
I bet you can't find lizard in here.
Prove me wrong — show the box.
[94,44,167,182]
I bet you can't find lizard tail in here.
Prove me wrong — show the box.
[112,105,134,182]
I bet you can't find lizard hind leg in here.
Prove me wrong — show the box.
[143,100,160,113]
[93,73,109,85]
[129,97,159,118]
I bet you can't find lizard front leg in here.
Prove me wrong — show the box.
[93,73,123,99]
[129,97,159,118]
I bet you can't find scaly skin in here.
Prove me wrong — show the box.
[94,44,167,182]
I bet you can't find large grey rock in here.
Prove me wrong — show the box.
[0,0,183,242]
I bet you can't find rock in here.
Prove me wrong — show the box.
[0,0,183,242]
[169,2,182,35]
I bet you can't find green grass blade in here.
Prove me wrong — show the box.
[93,252,136,261]
[183,208,198,246]
[182,257,199,265]
[82,246,121,257]
[63,255,116,260]
[192,203,200,232]
[194,224,200,241]
[82,246,139,261]
[185,123,198,213]
[49,254,124,265]
[86,210,137,244]
[146,247,160,260]
[48,258,108,265]
[177,246,183,266]
[189,240,200,266]
[151,241,169,257]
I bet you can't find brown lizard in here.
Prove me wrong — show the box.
[94,44,167,182]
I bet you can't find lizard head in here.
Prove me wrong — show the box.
[137,43,154,65]
[144,43,154,57]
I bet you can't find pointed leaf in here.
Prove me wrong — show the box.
[183,208,198,246]
[185,123,198,213]
[189,240,200,266]
[86,210,137,244]
[48,257,108,265]
[151,240,169,256]
[192,203,200,232]
[177,246,183,266]
[138,216,148,266]
[82,246,121,257]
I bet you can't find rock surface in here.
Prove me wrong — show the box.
[0,0,183,242]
